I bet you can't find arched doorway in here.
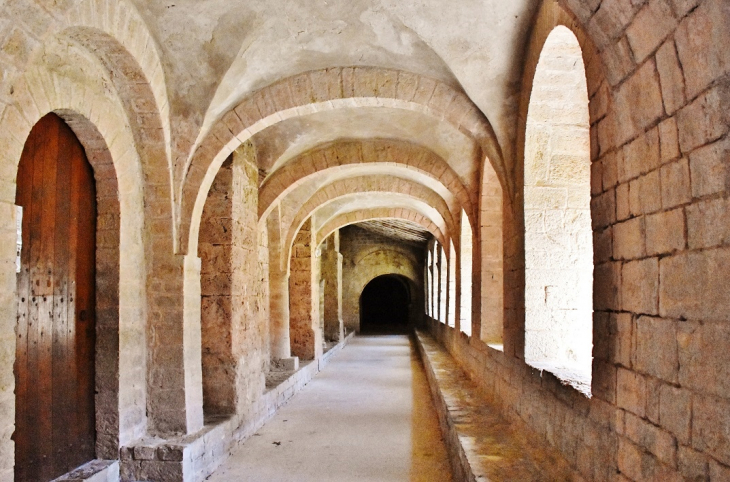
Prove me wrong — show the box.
[359,275,410,333]
[14,113,96,481]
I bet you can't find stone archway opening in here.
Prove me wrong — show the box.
[524,25,593,393]
[14,112,114,481]
[359,275,411,334]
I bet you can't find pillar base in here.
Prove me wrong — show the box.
[273,356,299,371]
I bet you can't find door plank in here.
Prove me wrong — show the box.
[14,126,34,482]
[37,115,59,482]
[52,120,73,475]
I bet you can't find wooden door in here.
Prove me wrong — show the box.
[14,113,96,481]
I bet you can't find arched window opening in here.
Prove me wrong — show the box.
[426,250,432,317]
[360,275,411,333]
[432,243,438,319]
[460,210,473,336]
[439,244,448,323]
[448,242,456,327]
[524,25,593,393]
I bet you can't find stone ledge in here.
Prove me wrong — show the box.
[52,460,119,482]
[414,329,577,481]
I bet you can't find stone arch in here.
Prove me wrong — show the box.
[516,0,604,181]
[316,209,446,248]
[283,176,457,268]
[347,248,422,332]
[179,67,500,255]
[259,139,474,224]
[63,0,171,163]
[54,27,174,244]
[17,29,190,436]
[0,64,149,470]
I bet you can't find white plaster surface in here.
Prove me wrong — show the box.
[206,335,452,481]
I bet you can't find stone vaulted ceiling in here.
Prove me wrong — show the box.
[126,0,532,252]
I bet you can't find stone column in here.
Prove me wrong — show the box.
[289,218,322,360]
[198,142,265,417]
[322,231,344,342]
[267,204,294,364]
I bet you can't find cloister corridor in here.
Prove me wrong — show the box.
[206,335,452,482]
[3,0,730,480]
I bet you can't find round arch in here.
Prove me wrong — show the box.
[282,175,457,262]
[316,210,447,251]
[179,67,501,255]
[359,275,413,333]
[258,139,474,225]
[1,67,145,466]
[343,245,422,333]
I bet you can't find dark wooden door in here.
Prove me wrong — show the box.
[14,113,96,481]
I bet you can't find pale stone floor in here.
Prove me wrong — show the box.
[206,335,453,481]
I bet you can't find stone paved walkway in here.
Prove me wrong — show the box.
[206,334,453,482]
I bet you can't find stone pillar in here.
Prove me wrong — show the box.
[289,218,322,360]
[322,231,344,342]
[199,159,236,416]
[198,142,265,417]
[267,204,293,362]
[148,249,204,436]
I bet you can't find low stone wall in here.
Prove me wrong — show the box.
[120,332,355,482]
[415,324,577,481]
[52,461,119,482]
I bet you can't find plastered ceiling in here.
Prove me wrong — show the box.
[128,0,536,245]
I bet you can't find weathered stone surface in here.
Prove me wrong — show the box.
[677,321,730,399]
[660,249,730,321]
[692,394,730,466]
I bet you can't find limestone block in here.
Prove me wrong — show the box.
[626,0,677,64]
[633,316,678,382]
[617,437,651,481]
[677,321,730,399]
[594,261,621,311]
[678,445,709,481]
[628,171,661,216]
[645,208,685,256]
[614,217,645,260]
[674,0,730,99]
[623,411,677,466]
[710,460,730,481]
[621,258,659,315]
[591,189,616,229]
[660,158,691,209]
[617,367,647,417]
[677,83,730,154]
[659,384,691,445]
[616,183,630,221]
[611,313,633,368]
[655,40,686,116]
[686,197,730,250]
[613,60,665,146]
[660,249,730,321]
[692,393,730,465]
[689,137,730,198]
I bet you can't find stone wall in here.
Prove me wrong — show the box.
[429,1,730,481]
[340,226,424,331]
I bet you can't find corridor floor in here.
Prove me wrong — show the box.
[206,335,453,481]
